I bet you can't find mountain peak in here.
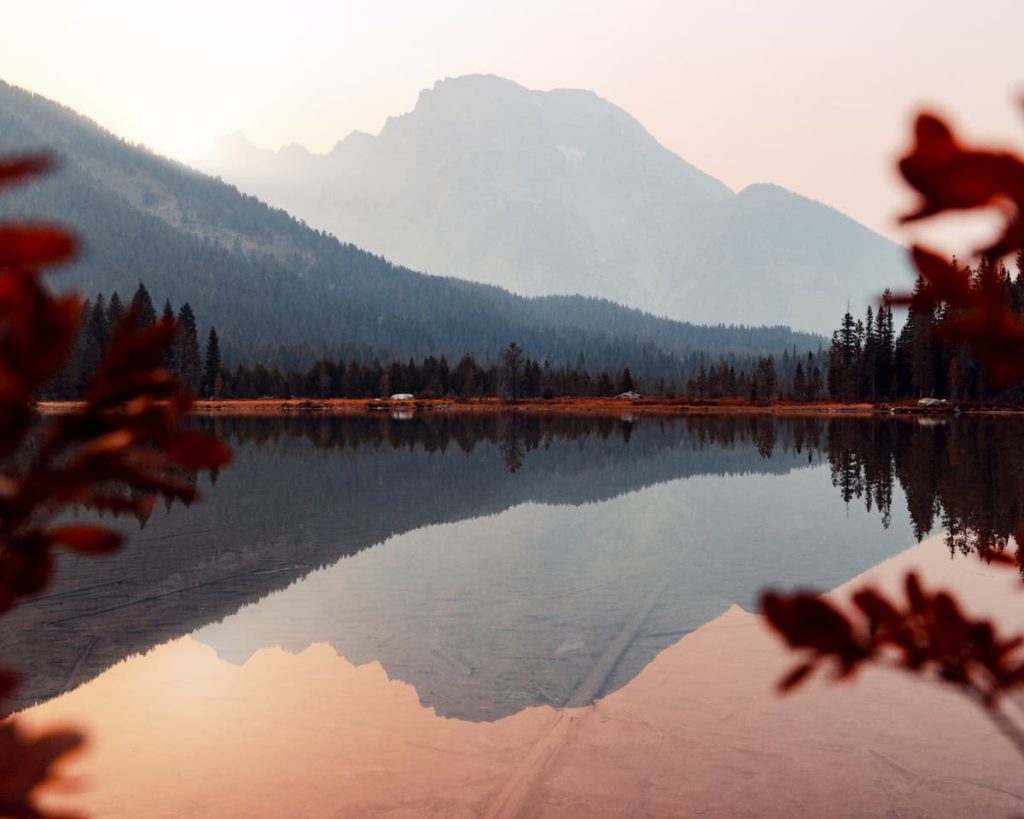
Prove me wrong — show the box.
[416,74,627,123]
[217,131,258,152]
[198,76,909,333]
[278,142,312,159]
[430,73,529,95]
[399,73,538,128]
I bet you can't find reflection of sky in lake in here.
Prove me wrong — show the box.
[195,460,915,720]
[17,413,1011,719]
[17,415,1024,817]
[23,532,1024,819]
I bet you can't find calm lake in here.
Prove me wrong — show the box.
[10,413,1024,816]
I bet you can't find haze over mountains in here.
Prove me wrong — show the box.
[0,80,818,373]
[204,74,911,335]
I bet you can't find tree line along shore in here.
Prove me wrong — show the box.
[47,255,1024,408]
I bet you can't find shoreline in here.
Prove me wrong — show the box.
[34,397,1024,418]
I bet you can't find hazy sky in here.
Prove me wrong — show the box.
[1,1,1021,238]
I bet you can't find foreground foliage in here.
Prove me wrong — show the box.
[0,154,229,817]
[763,108,1024,756]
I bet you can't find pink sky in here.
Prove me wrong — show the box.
[1,0,1021,238]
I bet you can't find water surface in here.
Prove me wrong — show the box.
[13,413,1024,816]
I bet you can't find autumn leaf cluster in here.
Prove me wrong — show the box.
[893,113,1024,384]
[0,154,230,817]
[763,109,1024,753]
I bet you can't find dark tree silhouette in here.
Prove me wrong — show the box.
[160,298,176,371]
[203,325,222,398]
[130,281,157,328]
[503,342,524,401]
[106,290,124,328]
[175,302,201,392]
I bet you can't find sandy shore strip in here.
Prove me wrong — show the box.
[37,397,920,418]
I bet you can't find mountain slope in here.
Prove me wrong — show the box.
[204,74,910,335]
[0,80,819,373]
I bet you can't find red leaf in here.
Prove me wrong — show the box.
[0,719,85,819]
[762,591,853,650]
[905,573,926,613]
[0,226,77,268]
[48,525,123,555]
[899,113,1024,222]
[78,429,135,459]
[778,661,815,692]
[852,588,902,629]
[0,154,54,187]
[164,430,232,469]
[4,549,52,598]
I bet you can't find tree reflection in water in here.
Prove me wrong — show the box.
[824,417,1024,566]
[22,412,1024,817]
[17,411,1024,722]
[198,411,1024,562]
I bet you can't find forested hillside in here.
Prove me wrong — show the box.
[0,80,820,377]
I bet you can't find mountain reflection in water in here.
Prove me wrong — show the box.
[5,414,1023,719]
[22,535,1024,819]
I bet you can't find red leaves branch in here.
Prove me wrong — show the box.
[0,156,55,187]
[0,720,85,819]
[900,114,1024,252]
[892,112,1024,384]
[765,106,1024,760]
[0,153,231,816]
[763,573,1024,703]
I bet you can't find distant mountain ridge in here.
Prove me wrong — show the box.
[204,74,911,334]
[0,80,819,374]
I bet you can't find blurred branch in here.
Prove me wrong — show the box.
[762,108,1024,759]
[0,154,230,816]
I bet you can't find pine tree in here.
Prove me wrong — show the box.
[89,294,109,359]
[503,342,524,400]
[68,295,111,397]
[387,361,404,395]
[107,291,124,329]
[906,274,936,398]
[523,360,543,397]
[438,355,451,396]
[755,356,777,399]
[827,330,842,400]
[175,303,202,392]
[1010,250,1024,315]
[809,361,824,400]
[161,299,176,371]
[202,326,222,398]
[828,306,862,401]
[45,295,84,399]
[876,292,895,399]
[453,355,477,397]
[947,354,967,401]
[861,306,878,400]
[130,282,157,328]
[793,362,807,400]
